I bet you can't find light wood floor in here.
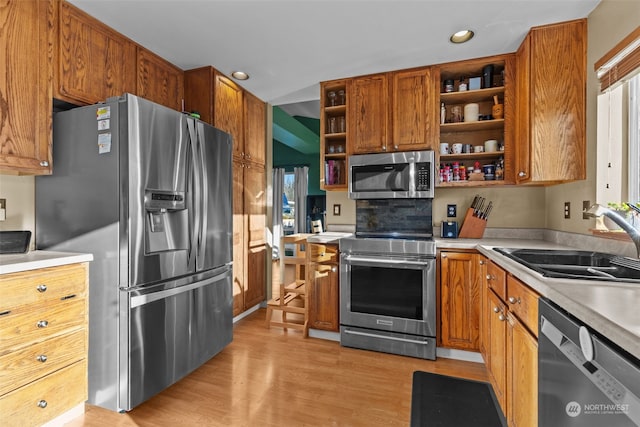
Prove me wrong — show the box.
[66,309,488,426]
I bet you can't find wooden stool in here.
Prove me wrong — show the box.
[266,234,311,337]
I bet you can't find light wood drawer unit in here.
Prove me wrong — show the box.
[506,275,540,336]
[0,329,86,395]
[0,262,89,427]
[0,360,87,427]
[0,297,86,355]
[0,263,87,311]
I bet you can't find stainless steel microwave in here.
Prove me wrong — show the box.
[348,150,435,199]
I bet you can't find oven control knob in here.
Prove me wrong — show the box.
[579,326,594,362]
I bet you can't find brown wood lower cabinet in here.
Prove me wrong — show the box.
[506,311,538,427]
[306,243,340,331]
[439,251,481,351]
[481,260,539,427]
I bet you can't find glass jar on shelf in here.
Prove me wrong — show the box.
[337,89,346,105]
[327,91,337,107]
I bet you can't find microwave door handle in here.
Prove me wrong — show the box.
[409,162,416,194]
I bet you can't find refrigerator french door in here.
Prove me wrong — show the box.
[36,94,233,412]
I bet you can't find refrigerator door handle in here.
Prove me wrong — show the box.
[194,124,207,270]
[130,269,229,308]
[186,119,201,270]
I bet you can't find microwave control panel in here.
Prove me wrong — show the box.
[416,163,431,191]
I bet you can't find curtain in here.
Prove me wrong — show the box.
[272,168,285,259]
[294,166,308,234]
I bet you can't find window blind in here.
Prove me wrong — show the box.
[596,26,640,91]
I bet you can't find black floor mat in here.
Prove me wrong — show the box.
[410,371,507,427]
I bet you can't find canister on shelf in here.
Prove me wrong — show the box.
[444,79,454,93]
[463,103,479,122]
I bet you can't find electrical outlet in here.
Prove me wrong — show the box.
[583,200,591,219]
[564,202,571,219]
[447,204,457,217]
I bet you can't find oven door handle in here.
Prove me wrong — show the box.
[343,255,433,266]
[343,328,430,345]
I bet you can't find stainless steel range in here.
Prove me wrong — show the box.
[340,153,437,359]
[340,234,436,359]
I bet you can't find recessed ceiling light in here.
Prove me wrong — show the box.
[231,71,249,80]
[450,30,474,44]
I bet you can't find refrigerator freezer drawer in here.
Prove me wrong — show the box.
[121,269,232,411]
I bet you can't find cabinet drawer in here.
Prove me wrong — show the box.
[0,359,87,427]
[0,297,86,355]
[0,263,87,312]
[506,276,539,336]
[0,329,86,396]
[486,261,506,300]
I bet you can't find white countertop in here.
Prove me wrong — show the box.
[436,237,640,360]
[306,232,353,244]
[0,251,94,275]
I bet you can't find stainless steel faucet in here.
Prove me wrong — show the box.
[586,203,640,258]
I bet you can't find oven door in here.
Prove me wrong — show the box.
[340,253,436,337]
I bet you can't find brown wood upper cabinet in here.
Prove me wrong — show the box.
[349,73,389,154]
[0,0,53,175]
[349,68,438,155]
[214,72,244,161]
[57,1,136,106]
[136,47,184,111]
[515,19,586,184]
[391,67,439,152]
[243,91,266,166]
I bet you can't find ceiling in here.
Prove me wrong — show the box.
[68,0,600,116]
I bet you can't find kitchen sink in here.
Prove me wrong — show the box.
[493,248,640,283]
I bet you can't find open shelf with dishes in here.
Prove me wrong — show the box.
[320,80,348,189]
[437,55,514,186]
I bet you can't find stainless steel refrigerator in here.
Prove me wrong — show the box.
[36,94,233,412]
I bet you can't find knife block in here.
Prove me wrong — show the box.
[458,208,487,238]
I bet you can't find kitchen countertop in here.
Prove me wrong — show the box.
[306,232,353,244]
[0,251,94,275]
[437,237,640,360]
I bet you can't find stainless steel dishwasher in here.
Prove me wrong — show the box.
[539,298,640,426]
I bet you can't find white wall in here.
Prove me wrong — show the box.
[0,176,35,249]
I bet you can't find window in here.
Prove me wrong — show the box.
[596,28,640,207]
[282,172,295,236]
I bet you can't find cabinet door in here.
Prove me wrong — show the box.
[515,19,586,183]
[243,91,266,166]
[0,0,52,175]
[57,1,136,105]
[439,252,480,351]
[183,66,214,125]
[214,72,244,160]
[478,255,489,358]
[487,289,507,413]
[137,47,184,111]
[307,244,340,331]
[350,73,389,154]
[391,68,438,151]
[244,245,266,309]
[507,312,538,427]
[244,164,266,247]
[232,161,245,316]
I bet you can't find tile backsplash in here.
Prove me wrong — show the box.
[356,199,433,234]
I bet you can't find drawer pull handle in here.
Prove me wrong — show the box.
[37,400,48,408]
[498,314,506,321]
[493,306,500,313]
[37,284,48,293]
[37,354,48,363]
[37,320,49,328]
[508,296,521,304]
[61,294,77,301]
[0,310,11,317]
